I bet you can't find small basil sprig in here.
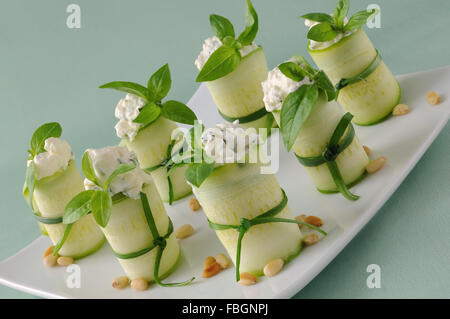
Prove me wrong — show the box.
[64,152,136,228]
[278,56,337,151]
[23,122,63,209]
[301,0,378,43]
[196,0,258,82]
[100,64,197,129]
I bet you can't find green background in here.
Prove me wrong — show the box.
[1,0,449,298]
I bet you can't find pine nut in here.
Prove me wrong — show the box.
[238,273,257,286]
[112,276,129,289]
[366,157,387,174]
[295,214,306,229]
[363,145,372,156]
[216,254,230,269]
[43,254,58,267]
[189,198,201,211]
[175,224,194,239]
[57,256,74,266]
[263,259,284,277]
[130,278,148,291]
[43,246,55,258]
[305,215,323,227]
[303,233,319,246]
[392,104,410,116]
[202,262,222,278]
[203,256,216,269]
[426,91,441,105]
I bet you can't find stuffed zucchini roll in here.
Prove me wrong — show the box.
[184,121,325,281]
[63,146,193,286]
[23,123,105,259]
[195,0,274,131]
[262,56,369,200]
[100,64,196,204]
[301,0,401,125]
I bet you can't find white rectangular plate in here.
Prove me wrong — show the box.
[1,66,449,299]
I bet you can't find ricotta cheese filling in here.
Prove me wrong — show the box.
[32,137,74,180]
[195,36,258,70]
[84,146,152,199]
[114,93,146,141]
[201,120,260,164]
[262,64,313,112]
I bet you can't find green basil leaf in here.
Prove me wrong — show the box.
[280,85,319,151]
[210,14,235,41]
[237,0,259,45]
[343,9,377,32]
[103,164,136,191]
[91,190,112,228]
[161,100,198,125]
[99,81,150,101]
[314,70,337,101]
[63,190,95,224]
[290,55,317,76]
[133,102,161,125]
[301,13,334,24]
[25,162,35,207]
[196,46,241,82]
[185,162,215,188]
[278,62,307,82]
[30,122,62,157]
[307,22,339,42]
[334,0,350,29]
[81,151,100,186]
[147,64,171,102]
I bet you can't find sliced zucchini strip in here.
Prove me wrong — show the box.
[208,189,326,281]
[296,112,360,201]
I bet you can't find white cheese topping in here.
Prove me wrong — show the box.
[84,146,152,199]
[194,36,259,70]
[305,17,352,50]
[201,120,260,164]
[262,65,313,112]
[32,138,74,180]
[114,93,146,141]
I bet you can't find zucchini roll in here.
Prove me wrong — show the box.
[23,123,105,259]
[184,121,325,281]
[73,146,193,286]
[262,56,369,200]
[100,64,197,204]
[195,0,274,131]
[301,0,401,125]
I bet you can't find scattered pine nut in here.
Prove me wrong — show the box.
[303,233,319,246]
[43,246,55,258]
[366,157,387,174]
[263,259,284,278]
[112,276,129,289]
[363,145,372,156]
[43,254,58,267]
[392,104,410,116]
[426,91,441,105]
[216,254,230,269]
[238,273,257,286]
[203,256,216,269]
[175,224,194,239]
[305,215,323,227]
[189,198,201,211]
[295,214,306,229]
[130,278,148,291]
[57,256,74,266]
[202,262,222,278]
